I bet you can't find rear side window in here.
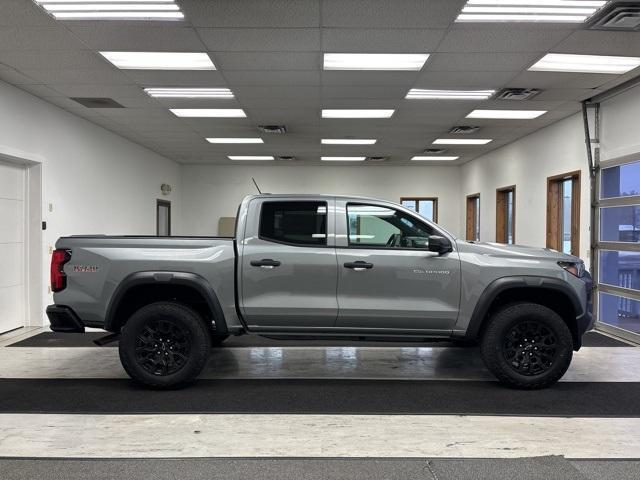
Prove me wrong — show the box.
[259,201,327,246]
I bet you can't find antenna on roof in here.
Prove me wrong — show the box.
[252,177,262,194]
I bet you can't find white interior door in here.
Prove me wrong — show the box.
[0,160,26,334]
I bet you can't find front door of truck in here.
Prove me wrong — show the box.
[335,202,461,333]
[240,198,338,329]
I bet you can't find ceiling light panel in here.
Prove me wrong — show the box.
[101,52,215,70]
[321,139,377,145]
[456,0,607,22]
[411,156,460,161]
[228,156,274,161]
[322,109,395,118]
[323,53,429,71]
[466,109,547,119]
[321,157,367,161]
[144,88,233,98]
[35,0,184,20]
[170,109,246,118]
[406,89,495,100]
[529,53,640,74]
[433,139,493,145]
[207,138,263,144]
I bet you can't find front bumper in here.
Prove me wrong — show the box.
[574,271,595,349]
[46,305,85,333]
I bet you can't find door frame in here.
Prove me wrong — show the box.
[496,185,516,244]
[466,193,480,241]
[0,147,43,329]
[546,170,581,256]
[156,199,171,236]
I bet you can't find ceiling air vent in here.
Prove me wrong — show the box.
[258,125,287,134]
[423,148,446,154]
[496,88,541,101]
[366,156,387,162]
[277,156,296,161]
[71,97,124,108]
[589,2,640,30]
[449,126,480,134]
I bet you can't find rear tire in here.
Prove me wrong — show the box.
[119,301,211,389]
[480,302,573,389]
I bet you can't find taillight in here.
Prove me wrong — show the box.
[51,249,71,292]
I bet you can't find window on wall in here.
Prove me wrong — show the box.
[466,194,480,241]
[347,204,435,249]
[496,186,515,244]
[547,171,580,256]
[259,201,327,246]
[156,200,171,236]
[597,158,640,336]
[400,197,438,223]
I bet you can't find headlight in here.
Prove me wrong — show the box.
[558,261,585,277]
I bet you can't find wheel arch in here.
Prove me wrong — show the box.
[104,271,228,334]
[465,276,584,350]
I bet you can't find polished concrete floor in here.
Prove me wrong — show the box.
[0,327,639,479]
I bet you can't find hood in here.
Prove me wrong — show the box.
[457,240,581,262]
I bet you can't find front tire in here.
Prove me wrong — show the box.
[119,302,211,389]
[480,302,573,389]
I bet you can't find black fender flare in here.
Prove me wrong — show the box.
[104,271,227,333]
[464,275,584,341]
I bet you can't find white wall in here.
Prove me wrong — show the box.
[600,82,640,161]
[181,164,463,237]
[0,80,181,325]
[460,114,591,259]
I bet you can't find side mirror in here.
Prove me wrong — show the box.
[428,235,453,255]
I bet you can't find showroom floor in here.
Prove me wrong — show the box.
[1,328,639,479]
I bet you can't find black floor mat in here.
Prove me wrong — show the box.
[1,378,639,416]
[6,330,631,348]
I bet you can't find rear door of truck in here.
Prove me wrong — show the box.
[238,196,338,329]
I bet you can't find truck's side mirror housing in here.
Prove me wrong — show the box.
[428,236,453,255]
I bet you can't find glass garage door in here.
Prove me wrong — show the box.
[596,157,640,338]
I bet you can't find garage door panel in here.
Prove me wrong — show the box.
[0,243,23,289]
[0,162,24,201]
[0,198,24,244]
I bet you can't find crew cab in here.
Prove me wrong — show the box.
[47,194,593,389]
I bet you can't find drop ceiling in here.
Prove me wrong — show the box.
[1,0,639,165]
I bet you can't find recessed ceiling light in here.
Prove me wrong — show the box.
[35,0,185,21]
[529,53,640,74]
[321,139,377,145]
[411,156,460,161]
[321,157,367,161]
[228,156,274,161]
[100,52,215,70]
[322,109,395,118]
[455,0,606,22]
[433,139,493,145]
[323,53,429,71]
[406,89,495,100]
[144,88,234,98]
[170,109,246,118]
[207,138,263,144]
[466,109,546,119]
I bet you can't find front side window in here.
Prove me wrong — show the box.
[259,201,327,246]
[347,204,435,248]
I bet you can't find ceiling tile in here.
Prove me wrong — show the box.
[322,85,408,99]
[198,28,320,51]
[321,29,445,53]
[438,28,573,53]
[507,71,615,90]
[414,70,518,89]
[426,52,540,72]
[19,68,132,85]
[322,0,465,28]
[0,50,106,71]
[67,25,206,52]
[554,31,640,57]
[322,71,419,86]
[49,84,145,98]
[182,0,320,27]
[223,70,320,86]
[121,70,227,87]
[213,52,319,70]
[0,26,84,50]
[0,0,55,27]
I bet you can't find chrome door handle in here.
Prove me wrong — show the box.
[250,259,281,269]
[344,261,374,271]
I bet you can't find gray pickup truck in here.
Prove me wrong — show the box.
[47,194,593,389]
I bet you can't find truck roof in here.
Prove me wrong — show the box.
[246,193,391,202]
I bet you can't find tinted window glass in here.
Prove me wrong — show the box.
[601,160,640,199]
[259,201,327,246]
[347,204,435,248]
[600,205,640,243]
